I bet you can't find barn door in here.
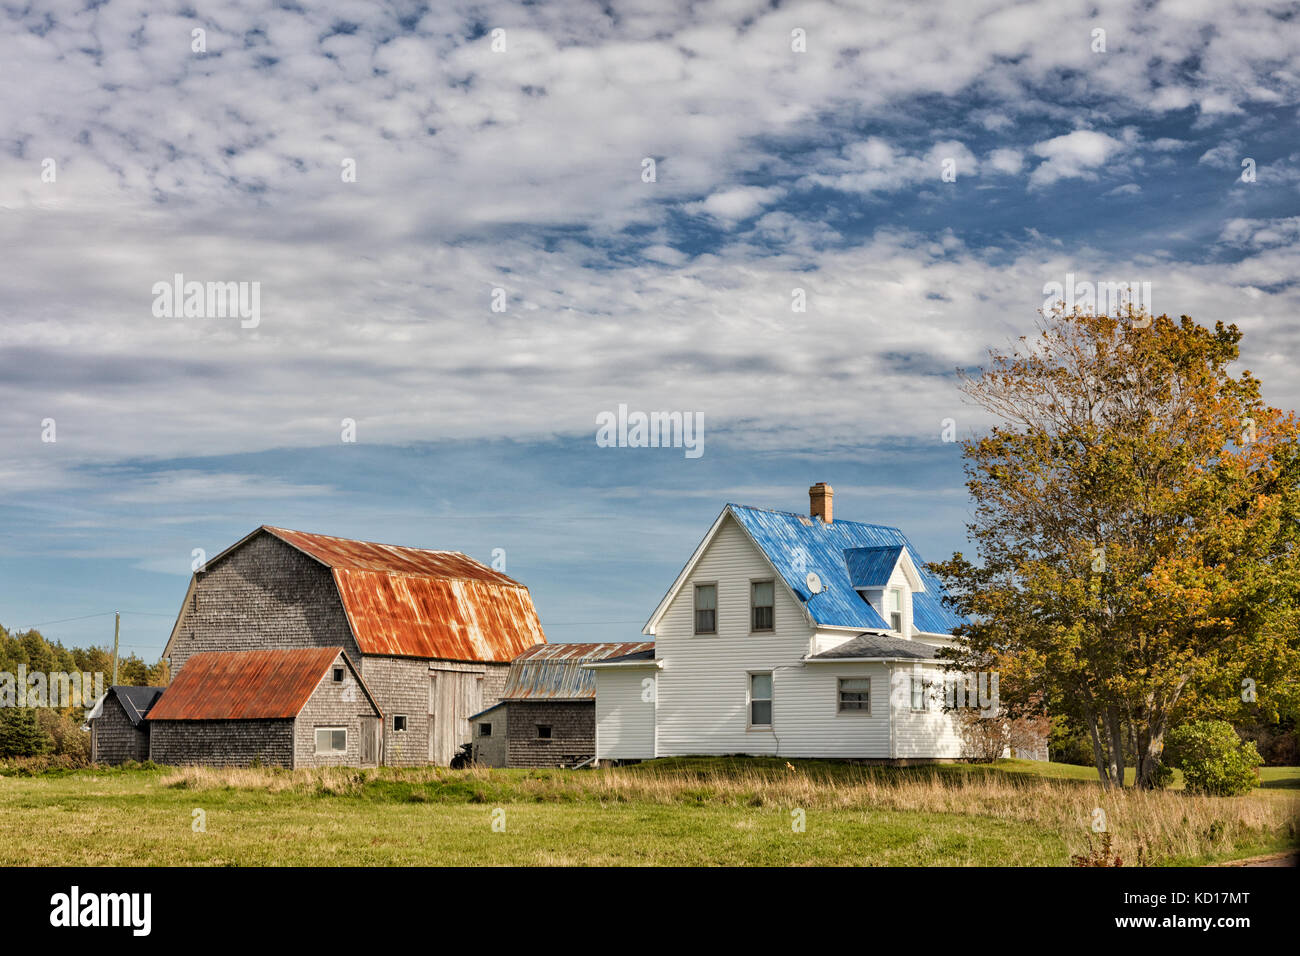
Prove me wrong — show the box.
[428,670,484,765]
[360,717,379,766]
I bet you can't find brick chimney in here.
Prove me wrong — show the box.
[809,482,833,524]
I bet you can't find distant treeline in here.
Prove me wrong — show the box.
[0,623,168,760]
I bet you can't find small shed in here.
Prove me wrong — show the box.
[469,642,653,768]
[145,647,383,768]
[88,686,164,764]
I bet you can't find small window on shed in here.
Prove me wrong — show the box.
[479,723,492,737]
[315,728,347,753]
[332,667,344,683]
[394,715,407,732]
[537,724,552,739]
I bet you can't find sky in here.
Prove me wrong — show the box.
[2,0,1299,657]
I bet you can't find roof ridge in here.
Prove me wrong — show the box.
[725,503,905,533]
[263,525,469,558]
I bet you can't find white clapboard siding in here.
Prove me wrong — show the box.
[594,669,657,760]
[891,663,964,758]
[654,514,891,758]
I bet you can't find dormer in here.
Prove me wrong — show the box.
[843,545,926,637]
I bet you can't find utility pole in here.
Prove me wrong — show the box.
[112,611,120,686]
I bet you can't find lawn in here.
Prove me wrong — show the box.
[0,758,1294,866]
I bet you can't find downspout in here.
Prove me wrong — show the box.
[769,663,804,758]
[888,662,896,760]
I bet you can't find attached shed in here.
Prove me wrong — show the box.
[469,642,653,768]
[88,686,164,764]
[146,647,383,768]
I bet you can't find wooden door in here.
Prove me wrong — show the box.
[360,717,379,766]
[428,670,484,765]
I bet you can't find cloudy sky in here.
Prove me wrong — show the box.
[2,0,1298,657]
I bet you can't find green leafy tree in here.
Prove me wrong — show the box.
[1165,720,1263,796]
[933,309,1300,789]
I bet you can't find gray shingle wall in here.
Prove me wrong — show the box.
[505,700,595,767]
[361,656,430,766]
[149,719,294,767]
[294,654,382,767]
[169,531,360,673]
[91,694,149,764]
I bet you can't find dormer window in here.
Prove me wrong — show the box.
[887,588,903,633]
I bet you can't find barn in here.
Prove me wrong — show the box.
[146,647,383,768]
[162,525,547,766]
[468,641,653,768]
[87,686,164,764]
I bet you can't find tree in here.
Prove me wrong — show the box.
[0,707,53,757]
[1165,720,1263,796]
[932,308,1300,789]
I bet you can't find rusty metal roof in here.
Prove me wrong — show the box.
[261,527,547,663]
[501,642,655,700]
[147,647,348,721]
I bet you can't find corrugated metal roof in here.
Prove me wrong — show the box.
[726,505,969,635]
[261,527,546,663]
[501,642,655,700]
[147,647,345,720]
[843,546,905,589]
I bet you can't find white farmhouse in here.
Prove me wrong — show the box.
[588,483,980,762]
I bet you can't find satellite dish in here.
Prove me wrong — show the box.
[805,571,823,595]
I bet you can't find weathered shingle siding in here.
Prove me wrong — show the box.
[149,719,294,767]
[471,708,508,767]
[169,531,360,673]
[360,656,430,766]
[293,654,382,767]
[505,701,594,767]
[91,695,149,764]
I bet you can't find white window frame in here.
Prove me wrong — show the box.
[748,671,773,729]
[750,579,775,633]
[694,582,718,635]
[911,674,928,712]
[888,587,904,633]
[315,726,347,754]
[838,677,871,714]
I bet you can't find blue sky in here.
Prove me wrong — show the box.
[2,0,1299,657]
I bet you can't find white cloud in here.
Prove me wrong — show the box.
[1028,130,1126,186]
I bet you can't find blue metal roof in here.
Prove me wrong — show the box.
[725,504,969,636]
[843,546,905,589]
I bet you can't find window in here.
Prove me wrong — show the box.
[394,715,407,732]
[332,667,344,683]
[749,673,772,727]
[888,588,904,633]
[315,727,347,753]
[911,676,928,711]
[479,723,492,738]
[839,678,871,712]
[694,584,717,634]
[751,580,774,631]
[537,725,552,739]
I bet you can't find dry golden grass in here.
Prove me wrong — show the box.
[158,760,1299,865]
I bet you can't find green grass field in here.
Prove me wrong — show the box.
[0,758,1295,866]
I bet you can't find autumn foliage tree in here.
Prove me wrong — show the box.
[932,308,1300,789]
